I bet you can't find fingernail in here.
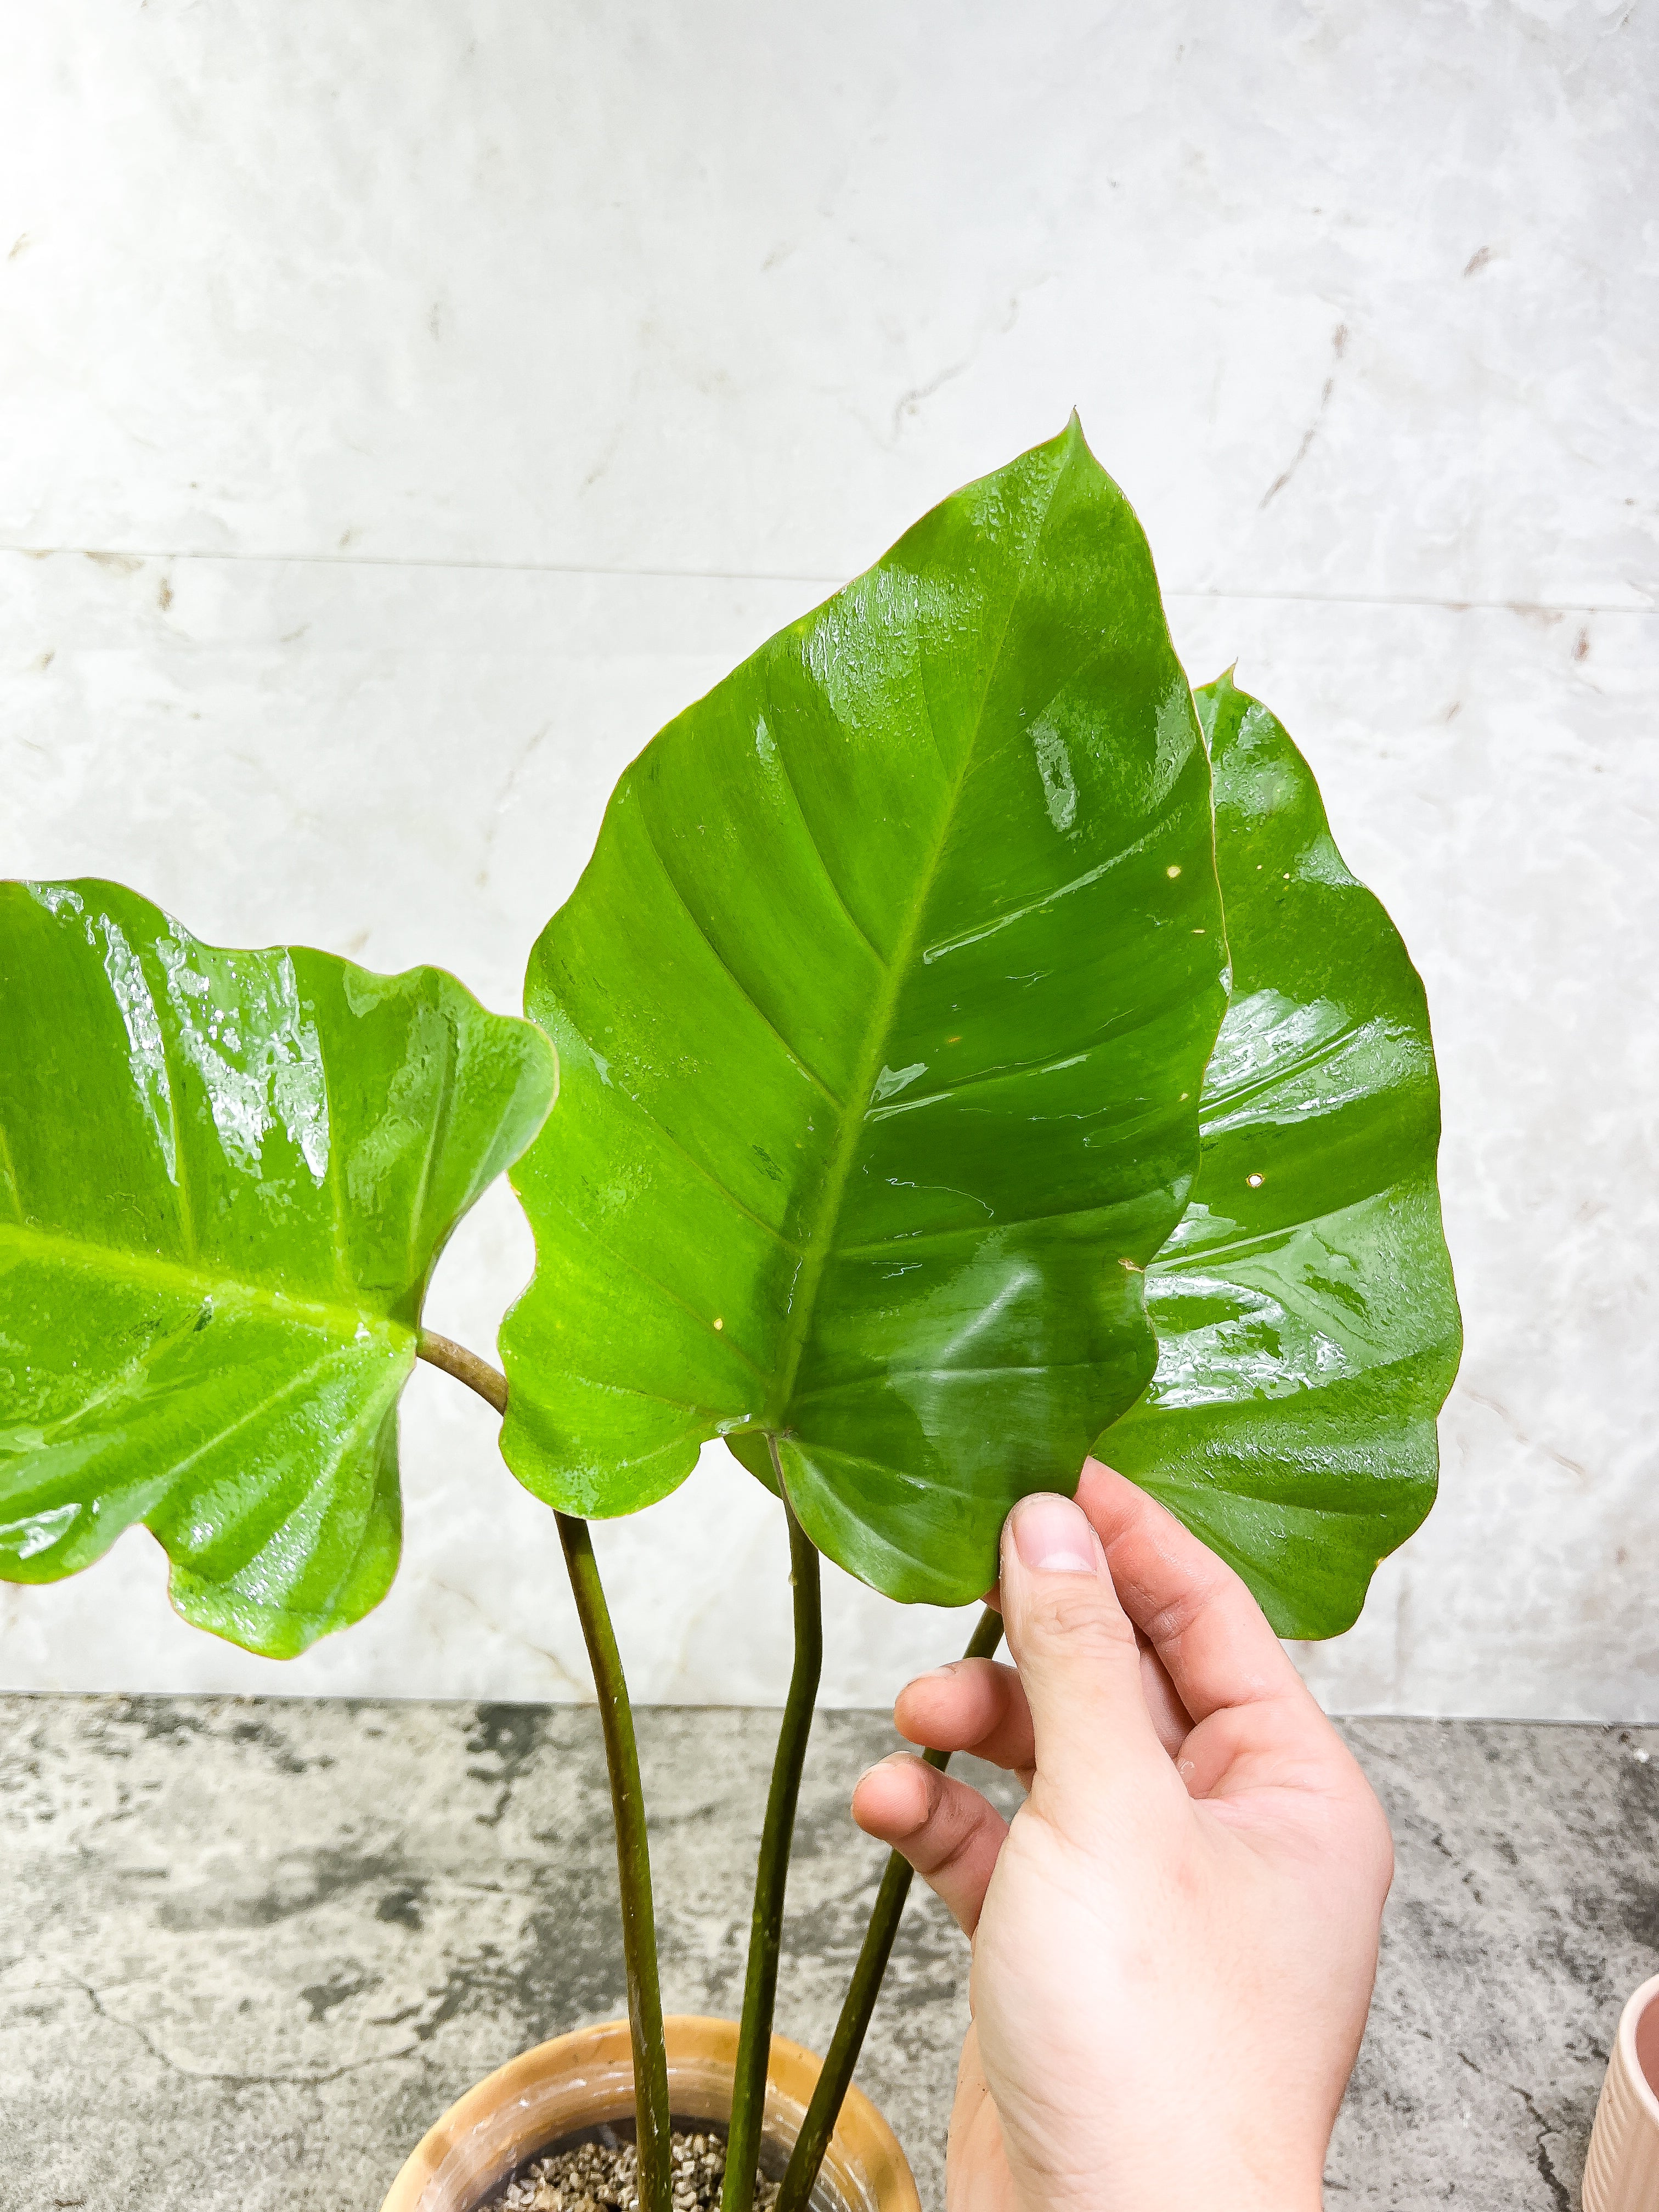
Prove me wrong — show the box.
[856,1751,911,1784]
[1011,1492,1097,1574]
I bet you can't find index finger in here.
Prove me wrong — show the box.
[1074,1458,1310,1723]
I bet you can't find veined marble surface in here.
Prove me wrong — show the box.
[1,3,1655,1716]
[6,1699,1657,2212]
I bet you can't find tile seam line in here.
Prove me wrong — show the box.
[0,1695,1647,1724]
[0,544,1651,618]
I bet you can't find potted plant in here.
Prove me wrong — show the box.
[0,421,1459,2212]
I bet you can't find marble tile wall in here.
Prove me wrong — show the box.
[2,2,1654,1715]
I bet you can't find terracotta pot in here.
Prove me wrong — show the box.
[1583,1973,1659,2212]
[380,2015,921,2212]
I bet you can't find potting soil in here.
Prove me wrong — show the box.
[482,2128,781,2212]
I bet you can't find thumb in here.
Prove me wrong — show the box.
[998,1492,1166,1804]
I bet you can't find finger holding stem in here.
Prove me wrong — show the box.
[774,1604,1003,2212]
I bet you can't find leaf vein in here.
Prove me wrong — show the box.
[31,1306,215,1443]
[146,1341,385,1513]
[919,781,1191,968]
[142,939,198,1260]
[791,1355,1127,1405]
[0,1222,408,1345]
[0,1119,21,1224]
[762,709,891,973]
[866,977,1202,1119]
[200,1375,394,1599]
[405,1010,460,1289]
[551,1050,805,1257]
[532,1187,771,1391]
[775,448,1074,1415]
[633,804,850,1112]
[834,1196,1132,1256]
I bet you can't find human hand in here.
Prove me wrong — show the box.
[850,1460,1391,2212]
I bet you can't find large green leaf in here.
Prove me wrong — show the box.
[0,881,556,1656]
[500,421,1229,1604]
[1100,674,1460,1637]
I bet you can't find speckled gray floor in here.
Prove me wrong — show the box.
[2,1702,1655,2211]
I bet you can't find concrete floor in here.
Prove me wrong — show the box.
[2,1702,1655,2211]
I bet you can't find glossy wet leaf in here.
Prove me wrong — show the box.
[501,422,1228,1604]
[0,881,556,1656]
[1099,674,1460,1637]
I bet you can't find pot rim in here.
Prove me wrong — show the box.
[379,2013,921,2212]
[1618,1973,1659,2130]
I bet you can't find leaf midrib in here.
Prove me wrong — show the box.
[766,460,1066,1431]
[0,1222,411,1350]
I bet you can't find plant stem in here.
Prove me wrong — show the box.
[774,1603,1005,2212]
[417,1327,508,1413]
[414,1330,674,2212]
[558,1513,674,2212]
[721,1451,823,2212]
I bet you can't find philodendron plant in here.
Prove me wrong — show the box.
[0,422,1459,2212]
